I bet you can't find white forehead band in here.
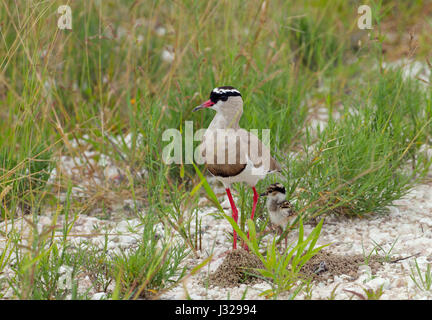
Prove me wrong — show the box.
[212,88,240,95]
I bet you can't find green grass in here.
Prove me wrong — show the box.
[110,216,189,299]
[0,142,52,219]
[344,285,384,300]
[281,69,431,220]
[1,0,432,299]
[226,216,327,299]
[410,259,432,292]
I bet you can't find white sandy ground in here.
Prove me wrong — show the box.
[1,180,432,300]
[157,181,432,300]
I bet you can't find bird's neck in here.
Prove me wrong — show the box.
[208,111,242,130]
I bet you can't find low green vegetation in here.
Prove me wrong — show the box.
[226,217,327,300]
[282,69,431,220]
[1,0,432,299]
[410,259,432,292]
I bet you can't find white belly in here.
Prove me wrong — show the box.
[269,211,289,228]
[214,156,269,188]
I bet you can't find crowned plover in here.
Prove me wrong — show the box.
[193,86,281,250]
[260,183,297,247]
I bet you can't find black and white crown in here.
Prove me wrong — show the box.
[209,86,242,103]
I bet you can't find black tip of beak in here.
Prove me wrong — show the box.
[193,99,214,112]
[260,192,268,197]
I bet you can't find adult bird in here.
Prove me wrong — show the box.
[193,86,281,250]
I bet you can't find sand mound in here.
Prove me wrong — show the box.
[208,249,265,288]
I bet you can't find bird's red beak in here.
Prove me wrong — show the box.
[193,99,215,112]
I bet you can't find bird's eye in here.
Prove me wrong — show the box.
[221,96,228,102]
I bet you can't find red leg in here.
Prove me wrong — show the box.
[225,188,238,250]
[250,186,259,221]
[243,186,259,251]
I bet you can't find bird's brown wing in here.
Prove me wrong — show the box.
[200,130,247,177]
[237,129,281,172]
[207,163,247,177]
[279,201,296,217]
[199,128,281,176]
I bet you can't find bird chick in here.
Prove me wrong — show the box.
[260,183,297,246]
